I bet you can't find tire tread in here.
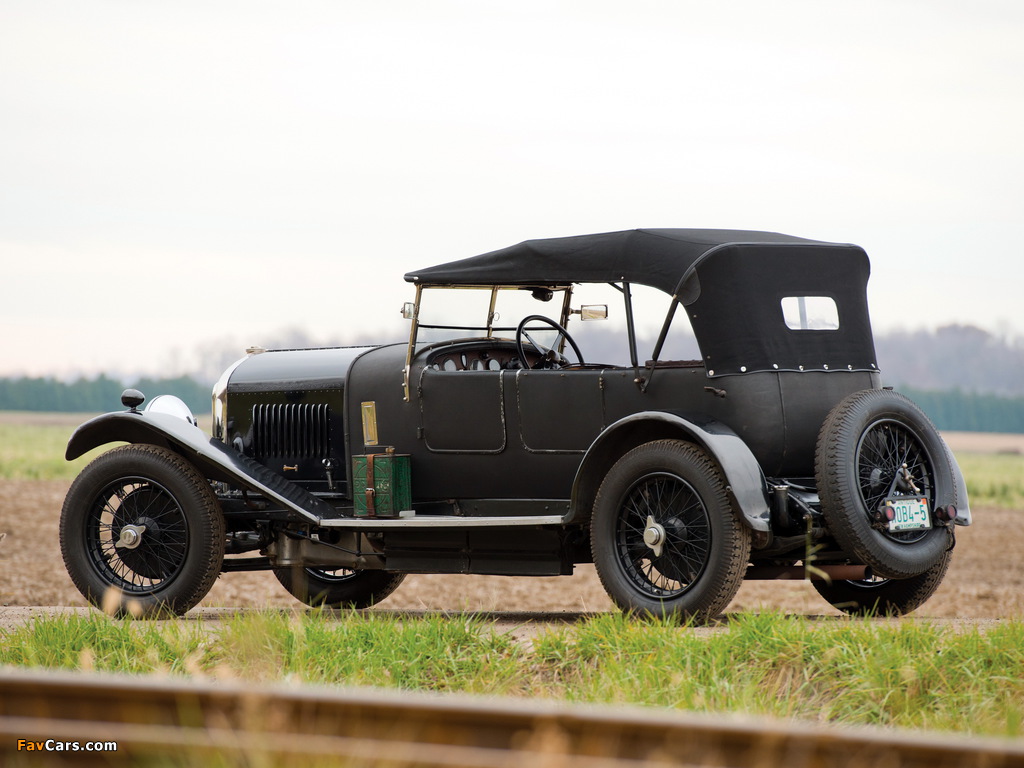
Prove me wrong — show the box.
[60,444,225,618]
[591,439,751,621]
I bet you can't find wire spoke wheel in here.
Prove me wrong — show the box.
[615,472,711,599]
[592,440,750,621]
[86,478,191,592]
[307,567,358,583]
[856,419,935,544]
[273,565,406,609]
[61,444,224,617]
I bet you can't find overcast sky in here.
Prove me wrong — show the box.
[2,1,1022,380]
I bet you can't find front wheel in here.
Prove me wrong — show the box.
[812,551,951,616]
[59,444,225,618]
[591,440,751,622]
[274,567,406,608]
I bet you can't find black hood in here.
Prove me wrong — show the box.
[226,346,378,393]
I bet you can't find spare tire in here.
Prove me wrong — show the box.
[815,389,955,579]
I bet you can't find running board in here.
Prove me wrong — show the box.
[317,514,566,529]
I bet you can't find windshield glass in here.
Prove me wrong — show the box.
[414,286,571,349]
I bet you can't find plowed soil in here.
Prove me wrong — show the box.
[1,477,1020,620]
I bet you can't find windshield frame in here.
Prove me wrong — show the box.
[402,284,575,400]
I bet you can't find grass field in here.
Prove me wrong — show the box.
[956,453,1024,510]
[3,610,1024,737]
[0,413,111,481]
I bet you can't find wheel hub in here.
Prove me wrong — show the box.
[643,516,666,558]
[114,523,147,550]
[114,515,174,580]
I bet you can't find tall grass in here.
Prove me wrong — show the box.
[533,612,1024,734]
[210,610,523,693]
[4,611,1024,737]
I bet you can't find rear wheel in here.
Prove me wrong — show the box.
[816,389,955,579]
[591,440,751,622]
[60,444,224,618]
[812,551,951,616]
[274,567,406,608]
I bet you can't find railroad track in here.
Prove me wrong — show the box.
[2,669,1024,767]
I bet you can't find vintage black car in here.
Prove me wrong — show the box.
[60,229,971,620]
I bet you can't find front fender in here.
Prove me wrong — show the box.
[569,412,771,531]
[67,411,334,522]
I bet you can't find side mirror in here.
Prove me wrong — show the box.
[576,305,608,321]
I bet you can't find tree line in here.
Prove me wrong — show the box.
[0,375,212,415]
[898,387,1024,434]
[0,374,1022,434]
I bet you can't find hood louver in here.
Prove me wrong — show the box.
[252,403,330,460]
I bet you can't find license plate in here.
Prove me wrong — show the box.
[886,498,932,532]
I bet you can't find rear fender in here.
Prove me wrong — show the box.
[569,412,771,531]
[945,443,972,526]
[67,411,334,522]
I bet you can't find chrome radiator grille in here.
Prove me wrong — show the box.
[251,403,330,460]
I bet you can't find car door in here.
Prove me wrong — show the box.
[418,367,507,454]
[514,369,605,453]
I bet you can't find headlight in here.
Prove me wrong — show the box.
[144,395,197,426]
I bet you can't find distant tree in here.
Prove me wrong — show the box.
[0,375,122,412]
[133,375,212,414]
[900,387,1024,433]
[0,375,211,414]
[876,324,1024,396]
[4,322,1023,427]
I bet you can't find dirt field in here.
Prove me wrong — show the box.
[1,478,1021,621]
[941,431,1024,455]
[2,425,1021,619]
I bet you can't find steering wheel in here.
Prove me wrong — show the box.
[515,315,585,369]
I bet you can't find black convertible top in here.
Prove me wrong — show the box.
[404,228,858,296]
[405,228,876,378]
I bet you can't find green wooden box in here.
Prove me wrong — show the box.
[352,452,412,518]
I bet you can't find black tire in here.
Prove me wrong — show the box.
[591,440,751,621]
[816,389,956,579]
[274,566,406,609]
[59,444,225,618]
[812,550,951,616]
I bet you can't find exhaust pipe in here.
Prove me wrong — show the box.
[745,564,872,581]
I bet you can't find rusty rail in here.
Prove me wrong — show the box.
[2,669,1023,767]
